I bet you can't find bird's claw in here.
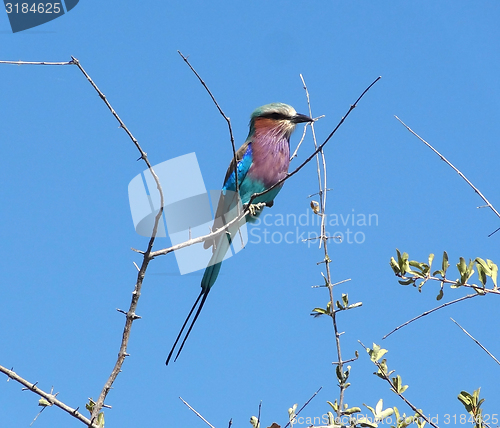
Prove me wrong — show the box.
[247,202,267,216]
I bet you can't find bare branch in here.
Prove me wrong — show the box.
[450,318,500,366]
[1,55,166,425]
[0,59,74,66]
[395,116,500,236]
[301,72,346,414]
[282,387,323,428]
[177,51,239,195]
[179,397,216,428]
[70,56,166,423]
[0,365,101,428]
[290,119,309,160]
[383,293,478,339]
[312,278,351,289]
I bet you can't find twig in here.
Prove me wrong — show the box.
[301,73,346,414]
[282,387,323,428]
[395,116,500,236]
[257,401,262,428]
[450,318,500,366]
[0,56,165,426]
[359,342,440,428]
[71,56,166,423]
[290,120,309,160]
[394,272,500,296]
[179,397,216,428]
[177,51,239,195]
[0,365,101,428]
[0,59,74,65]
[312,278,351,289]
[383,294,478,339]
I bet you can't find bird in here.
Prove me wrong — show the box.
[166,103,313,365]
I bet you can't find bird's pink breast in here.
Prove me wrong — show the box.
[248,126,291,188]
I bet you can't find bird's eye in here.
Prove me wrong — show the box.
[261,112,288,120]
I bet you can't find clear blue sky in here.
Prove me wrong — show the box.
[1,1,499,427]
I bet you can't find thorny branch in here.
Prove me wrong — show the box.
[383,293,478,339]
[450,318,500,366]
[71,56,166,424]
[1,56,166,425]
[395,116,500,236]
[0,365,101,428]
[179,397,216,428]
[282,387,323,428]
[177,51,239,195]
[300,74,348,415]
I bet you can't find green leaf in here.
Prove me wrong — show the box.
[326,412,335,426]
[38,398,52,407]
[357,417,378,428]
[390,257,400,274]
[379,407,395,420]
[488,259,498,288]
[368,343,388,362]
[311,304,333,317]
[343,406,361,415]
[442,251,449,273]
[364,399,394,421]
[458,391,473,413]
[96,412,105,428]
[391,375,409,394]
[428,253,434,269]
[457,257,467,275]
[327,400,338,412]
[475,257,489,286]
[436,288,444,301]
[342,293,349,307]
[409,260,423,270]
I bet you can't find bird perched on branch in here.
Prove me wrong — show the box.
[166,103,313,364]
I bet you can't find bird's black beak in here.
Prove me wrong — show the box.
[291,113,314,124]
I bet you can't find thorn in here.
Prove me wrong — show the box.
[131,247,145,254]
[133,262,140,271]
[136,153,147,161]
[116,308,127,315]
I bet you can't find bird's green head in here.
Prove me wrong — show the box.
[248,103,313,139]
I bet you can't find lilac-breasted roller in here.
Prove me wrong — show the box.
[166,103,313,364]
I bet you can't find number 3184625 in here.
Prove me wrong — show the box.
[5,3,61,13]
